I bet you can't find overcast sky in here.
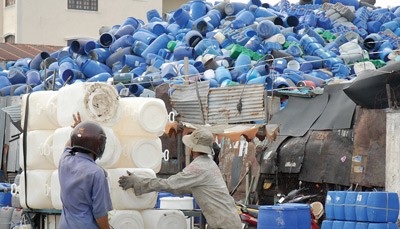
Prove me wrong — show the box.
[206,0,394,8]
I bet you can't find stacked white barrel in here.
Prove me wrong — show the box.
[12,82,187,229]
[15,90,59,209]
[322,191,400,229]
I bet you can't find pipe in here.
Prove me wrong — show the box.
[29,52,50,70]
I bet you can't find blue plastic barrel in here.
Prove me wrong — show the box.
[355,222,369,229]
[0,183,11,206]
[343,221,357,229]
[333,191,347,220]
[332,220,345,229]
[366,192,399,223]
[367,223,398,229]
[321,220,334,229]
[355,192,370,222]
[326,191,336,220]
[345,192,358,221]
[258,205,298,229]
[279,203,311,229]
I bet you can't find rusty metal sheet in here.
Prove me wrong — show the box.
[208,85,265,124]
[278,133,310,173]
[350,108,386,187]
[260,136,289,174]
[300,130,353,186]
[170,81,209,124]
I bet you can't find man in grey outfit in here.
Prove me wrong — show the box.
[119,128,242,229]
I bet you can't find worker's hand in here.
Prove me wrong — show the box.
[118,171,137,190]
[71,112,81,128]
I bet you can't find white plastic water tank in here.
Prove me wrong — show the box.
[11,175,21,208]
[113,97,168,137]
[51,127,73,168]
[107,168,157,210]
[96,127,122,169]
[159,196,194,210]
[109,210,144,229]
[52,126,121,169]
[19,130,55,170]
[117,136,163,173]
[21,91,60,131]
[18,170,53,209]
[141,209,187,229]
[160,196,195,229]
[50,170,62,210]
[56,82,121,127]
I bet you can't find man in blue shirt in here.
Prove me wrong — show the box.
[59,119,112,229]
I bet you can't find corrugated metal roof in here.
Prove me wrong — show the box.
[170,81,209,124]
[170,82,266,125]
[208,84,265,124]
[0,43,62,61]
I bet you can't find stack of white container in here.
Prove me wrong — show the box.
[12,82,188,229]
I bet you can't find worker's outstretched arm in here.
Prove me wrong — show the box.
[119,163,204,195]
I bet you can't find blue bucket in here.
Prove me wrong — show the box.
[355,192,369,222]
[345,192,358,221]
[258,205,298,229]
[326,191,336,220]
[321,220,334,229]
[367,192,399,223]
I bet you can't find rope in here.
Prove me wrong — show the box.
[22,93,32,210]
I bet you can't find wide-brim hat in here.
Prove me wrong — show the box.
[182,128,213,154]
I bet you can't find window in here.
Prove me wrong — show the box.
[4,35,15,43]
[68,0,98,11]
[5,0,15,7]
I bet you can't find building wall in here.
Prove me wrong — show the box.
[162,0,187,13]
[0,0,3,38]
[10,0,162,46]
[2,1,17,40]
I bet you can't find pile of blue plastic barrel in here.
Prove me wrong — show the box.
[323,191,400,228]
[0,0,400,101]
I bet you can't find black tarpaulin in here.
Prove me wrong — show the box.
[260,136,288,174]
[270,94,329,137]
[278,133,310,173]
[343,61,400,109]
[311,83,356,130]
[299,130,353,186]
